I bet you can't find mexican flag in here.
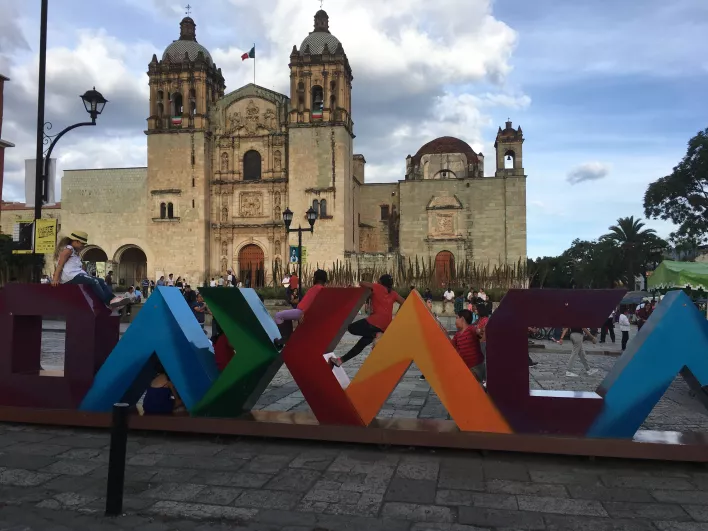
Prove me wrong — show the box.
[241,46,255,61]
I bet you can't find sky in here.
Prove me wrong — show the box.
[0,0,706,258]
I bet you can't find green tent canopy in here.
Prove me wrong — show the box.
[648,260,708,291]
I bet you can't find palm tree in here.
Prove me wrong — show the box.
[602,216,658,288]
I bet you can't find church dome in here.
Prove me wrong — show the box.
[300,10,342,55]
[412,136,480,166]
[162,17,214,65]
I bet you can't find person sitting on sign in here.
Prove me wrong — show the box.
[142,361,184,415]
[52,231,129,312]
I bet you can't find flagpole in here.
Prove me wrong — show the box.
[253,43,256,85]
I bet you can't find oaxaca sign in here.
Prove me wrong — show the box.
[0,285,707,445]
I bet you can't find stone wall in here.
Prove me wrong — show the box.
[358,183,398,253]
[397,176,527,266]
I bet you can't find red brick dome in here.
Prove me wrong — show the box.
[412,136,479,166]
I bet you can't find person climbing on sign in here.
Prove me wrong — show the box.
[273,269,327,345]
[339,274,405,365]
[52,230,129,312]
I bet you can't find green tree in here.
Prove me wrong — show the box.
[601,216,666,286]
[644,128,708,244]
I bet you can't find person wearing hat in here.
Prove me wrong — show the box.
[52,231,129,311]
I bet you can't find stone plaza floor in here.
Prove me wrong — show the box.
[0,423,708,530]
[38,322,708,433]
[0,323,702,528]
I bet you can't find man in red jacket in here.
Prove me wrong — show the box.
[452,309,486,382]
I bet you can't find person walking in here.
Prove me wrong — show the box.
[600,309,616,343]
[619,308,631,351]
[559,327,599,377]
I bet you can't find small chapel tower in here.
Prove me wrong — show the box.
[495,120,525,177]
[286,10,358,266]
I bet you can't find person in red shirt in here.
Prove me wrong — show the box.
[340,274,405,364]
[273,270,327,347]
[451,309,486,382]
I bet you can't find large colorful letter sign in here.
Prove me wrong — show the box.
[486,289,624,436]
[80,287,219,412]
[347,292,511,433]
[193,288,282,418]
[281,287,371,426]
[589,290,708,438]
[0,283,119,408]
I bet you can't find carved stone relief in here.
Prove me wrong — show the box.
[245,100,260,135]
[263,109,276,130]
[274,150,282,171]
[221,240,228,257]
[436,214,454,236]
[240,192,263,217]
[221,257,228,273]
[221,206,229,222]
[221,153,229,172]
[274,192,281,207]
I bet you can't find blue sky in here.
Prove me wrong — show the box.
[1,0,706,257]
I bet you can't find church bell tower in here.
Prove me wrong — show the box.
[286,10,357,266]
[144,16,226,284]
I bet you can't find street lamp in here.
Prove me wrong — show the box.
[283,207,318,300]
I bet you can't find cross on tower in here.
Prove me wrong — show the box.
[319,0,323,8]
[185,4,192,16]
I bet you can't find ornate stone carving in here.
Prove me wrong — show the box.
[436,214,454,235]
[263,109,276,130]
[240,192,263,217]
[273,135,284,146]
[221,257,228,273]
[221,152,229,172]
[274,150,282,171]
[275,240,281,253]
[274,192,281,207]
[221,206,229,222]
[221,241,228,257]
[245,99,260,135]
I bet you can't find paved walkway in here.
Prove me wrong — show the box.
[0,424,707,530]
[38,322,707,433]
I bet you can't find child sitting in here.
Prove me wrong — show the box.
[143,362,184,415]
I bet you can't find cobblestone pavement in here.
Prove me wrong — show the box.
[0,424,708,530]
[39,322,708,433]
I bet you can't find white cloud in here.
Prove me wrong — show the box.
[566,162,611,185]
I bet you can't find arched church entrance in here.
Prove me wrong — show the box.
[114,246,148,289]
[435,251,455,287]
[239,244,265,288]
[82,247,108,278]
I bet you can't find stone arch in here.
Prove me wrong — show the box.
[81,246,108,278]
[435,250,455,287]
[113,244,148,289]
[238,243,265,288]
[243,150,262,181]
[504,149,516,169]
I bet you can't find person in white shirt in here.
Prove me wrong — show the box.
[210,278,217,287]
[619,308,631,351]
[478,289,488,301]
[227,269,233,285]
[443,287,455,314]
[167,274,175,287]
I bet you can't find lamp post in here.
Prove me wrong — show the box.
[33,1,108,281]
[282,207,317,300]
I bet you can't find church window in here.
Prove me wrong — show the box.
[167,203,175,219]
[380,205,390,221]
[312,200,320,217]
[157,90,164,101]
[160,202,166,219]
[192,199,195,208]
[157,102,164,118]
[311,86,324,119]
[189,88,197,115]
[504,150,515,169]
[243,150,262,181]
[320,199,327,218]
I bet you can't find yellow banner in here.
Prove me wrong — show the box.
[34,219,57,254]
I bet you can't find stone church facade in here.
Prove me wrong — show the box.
[1,10,527,287]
